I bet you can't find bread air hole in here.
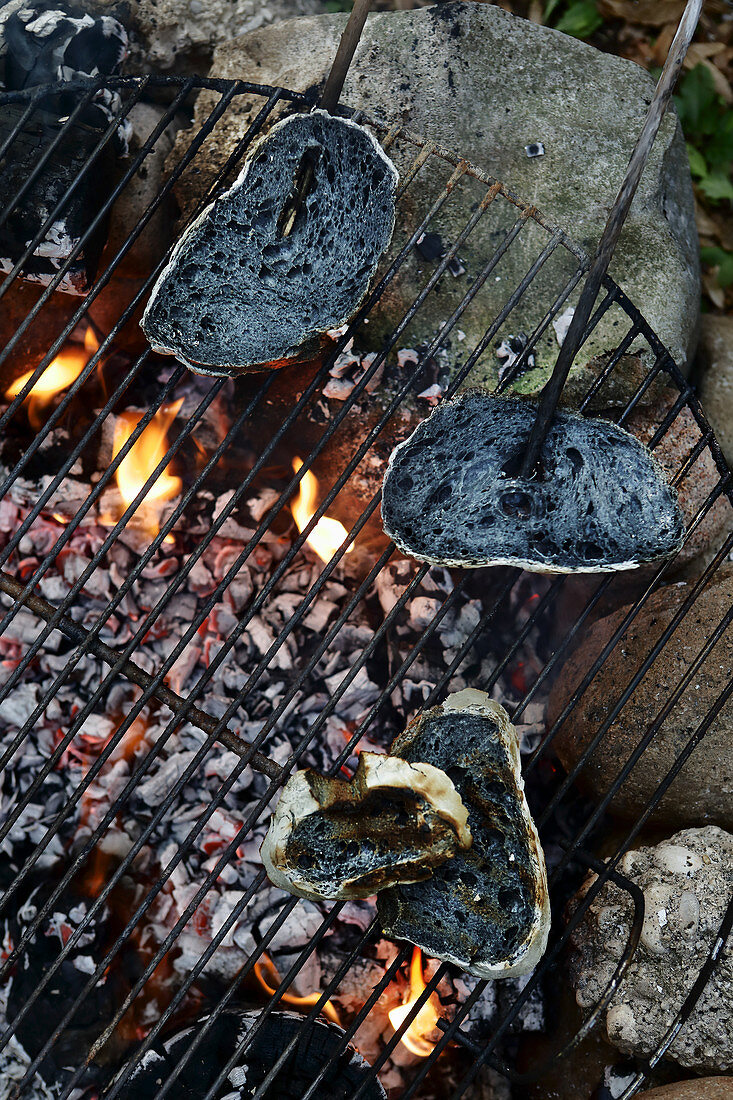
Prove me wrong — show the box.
[498,885,524,912]
[500,491,532,518]
[566,446,584,475]
[578,540,604,561]
[427,482,453,506]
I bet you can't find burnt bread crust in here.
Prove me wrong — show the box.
[260,752,471,902]
[141,110,398,376]
[378,689,550,979]
[381,392,684,574]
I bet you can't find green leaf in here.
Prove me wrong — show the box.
[544,0,565,19]
[699,172,733,204]
[686,143,707,179]
[705,113,733,170]
[324,0,352,10]
[554,1,602,38]
[701,246,733,287]
[674,65,718,136]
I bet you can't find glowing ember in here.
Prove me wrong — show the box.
[113,399,184,529]
[291,457,353,564]
[254,951,341,1026]
[388,947,440,1058]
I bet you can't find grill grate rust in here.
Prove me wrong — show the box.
[0,75,731,1100]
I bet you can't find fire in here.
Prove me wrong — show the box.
[291,457,353,564]
[112,399,184,529]
[388,947,440,1058]
[254,951,341,1026]
[4,327,99,429]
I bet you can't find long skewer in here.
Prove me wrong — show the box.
[520,0,704,478]
[279,0,373,238]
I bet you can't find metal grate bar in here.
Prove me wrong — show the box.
[0,78,151,300]
[0,80,103,234]
[1,77,732,1099]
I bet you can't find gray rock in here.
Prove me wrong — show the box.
[549,565,733,829]
[177,2,699,392]
[699,314,733,470]
[128,0,323,72]
[569,826,733,1073]
[637,1080,733,1100]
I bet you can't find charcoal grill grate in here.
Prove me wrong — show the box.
[0,74,731,1100]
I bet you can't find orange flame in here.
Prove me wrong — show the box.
[112,399,184,531]
[388,947,440,1058]
[254,951,341,1026]
[4,327,99,429]
[291,457,353,564]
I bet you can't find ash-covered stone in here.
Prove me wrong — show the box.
[569,826,733,1073]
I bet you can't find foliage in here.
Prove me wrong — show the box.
[700,247,733,290]
[324,1,352,10]
[543,0,602,39]
[670,64,733,294]
[673,64,733,206]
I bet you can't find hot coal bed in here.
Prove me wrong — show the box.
[0,330,559,1099]
[1,6,733,1100]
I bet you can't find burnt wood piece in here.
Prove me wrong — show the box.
[0,106,119,294]
[0,3,129,295]
[114,1009,386,1099]
[3,4,127,94]
[378,689,551,980]
[381,392,685,574]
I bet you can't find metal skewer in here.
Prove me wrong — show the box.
[279,0,373,238]
[520,0,704,478]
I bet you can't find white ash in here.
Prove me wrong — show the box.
[323,342,386,402]
[495,333,536,384]
[552,305,576,347]
[0,389,551,1089]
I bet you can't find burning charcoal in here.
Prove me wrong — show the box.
[378,689,551,980]
[3,867,129,1092]
[0,4,129,295]
[141,111,398,377]
[260,752,471,902]
[381,392,684,574]
[114,1008,386,1099]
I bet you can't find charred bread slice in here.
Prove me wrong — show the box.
[142,110,397,377]
[378,689,550,979]
[381,392,684,573]
[260,751,471,902]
